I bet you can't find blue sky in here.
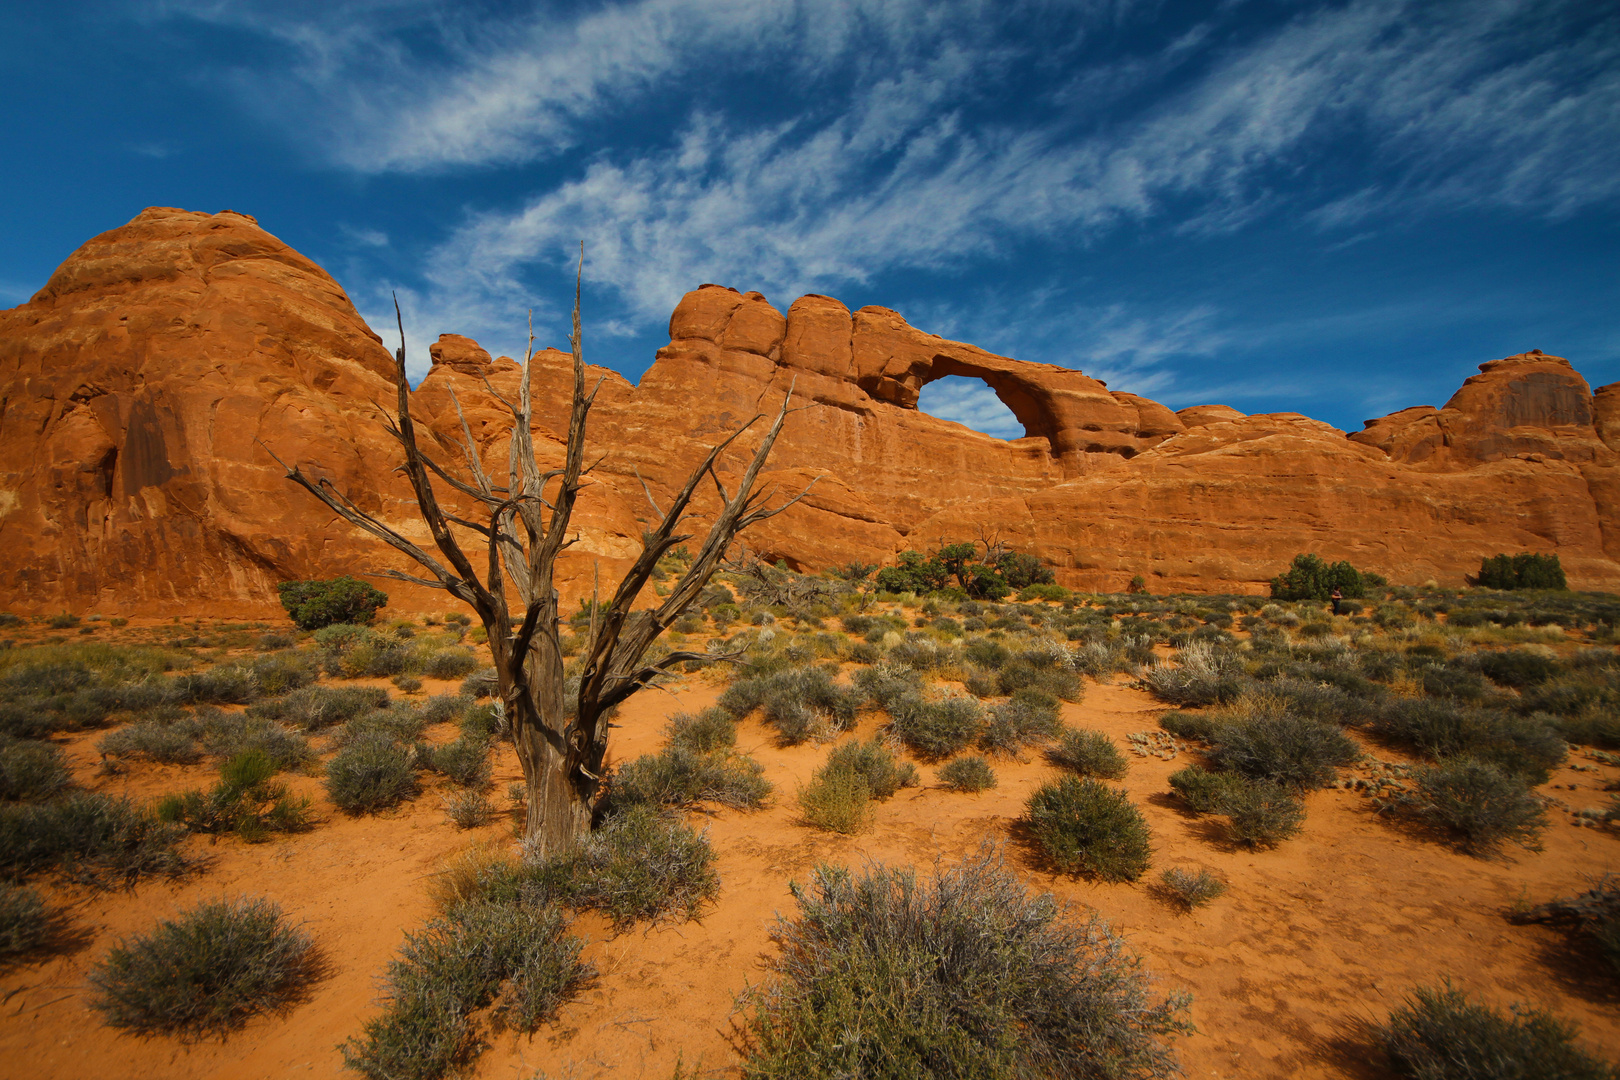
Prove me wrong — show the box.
[3,1,1616,439]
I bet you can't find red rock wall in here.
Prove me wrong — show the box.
[2,207,1617,616]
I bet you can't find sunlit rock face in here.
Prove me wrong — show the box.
[3,208,1618,614]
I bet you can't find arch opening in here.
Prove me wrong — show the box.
[916,374,1028,440]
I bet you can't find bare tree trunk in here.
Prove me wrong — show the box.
[272,250,811,855]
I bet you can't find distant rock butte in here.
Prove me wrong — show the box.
[2,207,1617,616]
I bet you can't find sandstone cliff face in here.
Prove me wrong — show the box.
[2,208,1618,615]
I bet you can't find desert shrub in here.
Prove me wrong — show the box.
[1372,699,1565,783]
[1511,876,1620,980]
[888,693,984,759]
[887,635,957,672]
[822,737,917,800]
[416,693,470,726]
[1025,776,1152,882]
[1167,765,1245,814]
[724,666,858,743]
[798,767,873,834]
[852,661,924,709]
[0,884,63,961]
[342,900,590,1080]
[459,667,499,699]
[248,650,319,695]
[963,636,1010,669]
[458,704,506,742]
[1222,779,1306,849]
[248,684,388,731]
[963,665,1000,697]
[170,664,260,705]
[156,750,314,842]
[421,649,479,681]
[325,733,419,814]
[89,896,326,1038]
[667,708,736,754]
[1379,981,1614,1080]
[1388,757,1546,855]
[425,736,491,789]
[97,717,205,764]
[1159,710,1221,741]
[1207,709,1358,790]
[979,689,1063,756]
[442,789,494,829]
[938,755,996,792]
[0,736,72,801]
[741,846,1191,1079]
[1142,642,1245,706]
[1156,867,1227,910]
[1269,553,1380,601]
[393,674,424,694]
[201,714,315,772]
[611,745,771,810]
[523,806,719,928]
[278,576,388,630]
[328,703,430,748]
[1550,710,1620,750]
[0,793,189,886]
[1422,664,1492,702]
[1475,552,1567,591]
[997,660,1084,702]
[1477,649,1559,688]
[1046,729,1128,780]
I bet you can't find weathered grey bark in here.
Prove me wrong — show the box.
[273,253,805,855]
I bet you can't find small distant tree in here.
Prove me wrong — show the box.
[1269,554,1384,601]
[277,576,389,630]
[875,541,1050,601]
[1475,552,1567,591]
[1127,575,1148,595]
[272,258,805,855]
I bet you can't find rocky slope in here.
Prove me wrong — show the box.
[2,207,1617,614]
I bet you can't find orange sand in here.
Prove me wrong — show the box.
[3,659,1618,1079]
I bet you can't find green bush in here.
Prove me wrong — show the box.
[611,744,771,810]
[1475,552,1568,591]
[1269,553,1381,601]
[89,897,327,1037]
[0,793,189,886]
[523,806,719,928]
[1207,710,1358,790]
[421,649,479,680]
[1478,649,1560,688]
[979,690,1063,756]
[1046,729,1128,779]
[741,847,1191,1079]
[1025,776,1153,882]
[0,884,61,961]
[247,684,388,731]
[1156,867,1226,910]
[442,789,494,829]
[1167,765,1244,814]
[667,708,736,754]
[1379,981,1616,1080]
[1142,643,1245,706]
[343,900,590,1080]
[1390,757,1547,855]
[278,576,389,630]
[1222,779,1306,849]
[821,738,917,800]
[325,733,419,814]
[724,666,858,744]
[170,664,261,705]
[798,766,873,834]
[1372,699,1565,783]
[888,693,984,759]
[0,736,72,801]
[1159,710,1222,741]
[201,713,315,772]
[425,736,491,789]
[156,750,314,842]
[938,754,996,792]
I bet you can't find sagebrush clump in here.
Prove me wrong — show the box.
[90,897,327,1037]
[1025,776,1153,882]
[742,846,1191,1079]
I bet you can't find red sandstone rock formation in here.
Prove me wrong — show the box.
[2,207,1617,615]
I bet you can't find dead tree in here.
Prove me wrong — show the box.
[274,256,804,855]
